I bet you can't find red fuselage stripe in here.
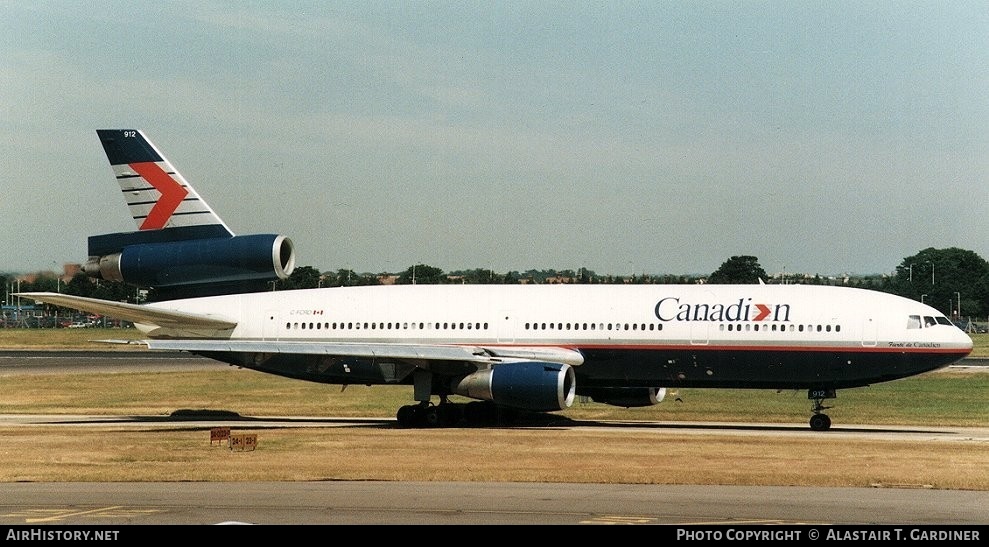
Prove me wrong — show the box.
[474,343,970,355]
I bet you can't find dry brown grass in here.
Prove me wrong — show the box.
[0,426,985,489]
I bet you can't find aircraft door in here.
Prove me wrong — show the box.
[497,311,515,343]
[262,308,280,341]
[690,289,714,345]
[861,317,877,347]
[690,321,710,345]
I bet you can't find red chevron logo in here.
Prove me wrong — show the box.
[752,304,771,321]
[129,162,188,230]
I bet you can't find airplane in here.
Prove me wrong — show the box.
[19,129,974,431]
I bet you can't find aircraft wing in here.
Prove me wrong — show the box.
[141,339,584,366]
[145,339,583,379]
[14,292,584,370]
[14,292,237,330]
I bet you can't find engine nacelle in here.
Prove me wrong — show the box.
[578,387,667,408]
[451,362,576,411]
[84,233,295,289]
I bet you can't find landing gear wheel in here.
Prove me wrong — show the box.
[809,413,831,431]
[463,401,498,426]
[437,404,463,427]
[396,405,417,428]
[421,406,440,427]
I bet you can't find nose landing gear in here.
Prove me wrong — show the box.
[808,388,836,431]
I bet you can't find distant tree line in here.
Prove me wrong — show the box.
[4,246,989,320]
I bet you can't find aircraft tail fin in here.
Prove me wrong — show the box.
[85,130,295,301]
[96,129,234,236]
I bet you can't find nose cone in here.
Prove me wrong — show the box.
[918,327,974,374]
[941,326,974,361]
[956,329,974,356]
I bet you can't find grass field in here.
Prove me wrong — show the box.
[1,367,987,426]
[0,328,986,488]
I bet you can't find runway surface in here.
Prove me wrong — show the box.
[0,350,987,526]
[1,481,987,525]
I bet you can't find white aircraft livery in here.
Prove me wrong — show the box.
[19,130,973,430]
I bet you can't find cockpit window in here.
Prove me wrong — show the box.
[908,315,955,329]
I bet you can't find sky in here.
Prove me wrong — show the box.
[2,1,987,278]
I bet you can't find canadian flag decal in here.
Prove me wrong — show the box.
[130,162,189,230]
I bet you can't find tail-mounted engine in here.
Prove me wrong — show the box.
[85,229,295,299]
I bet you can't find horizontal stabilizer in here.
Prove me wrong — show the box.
[14,292,237,330]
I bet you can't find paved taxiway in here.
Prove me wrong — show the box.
[0,350,987,525]
[1,481,987,525]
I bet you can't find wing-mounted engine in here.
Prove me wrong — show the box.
[85,229,295,299]
[578,387,667,407]
[451,361,576,411]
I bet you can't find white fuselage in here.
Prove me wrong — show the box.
[147,283,965,347]
[145,283,972,390]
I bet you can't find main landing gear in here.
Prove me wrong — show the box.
[395,399,511,428]
[397,369,519,428]
[396,397,465,428]
[808,388,836,431]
